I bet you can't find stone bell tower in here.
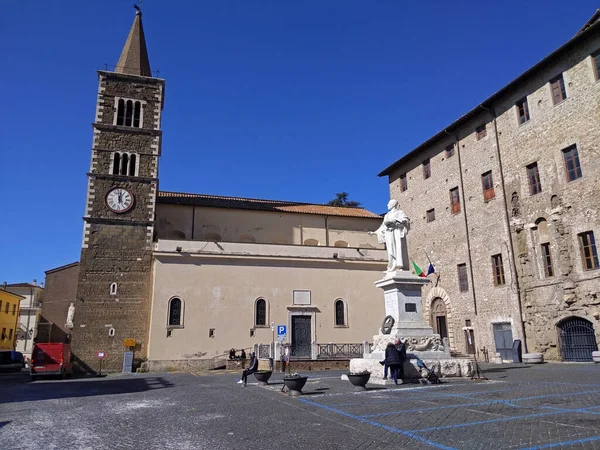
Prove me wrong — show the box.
[72,8,165,372]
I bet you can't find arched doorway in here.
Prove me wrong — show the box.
[557,317,598,362]
[430,298,448,340]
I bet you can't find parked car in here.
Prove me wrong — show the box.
[30,343,73,381]
[0,350,25,372]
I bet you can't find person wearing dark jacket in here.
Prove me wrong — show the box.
[381,342,402,385]
[238,352,258,386]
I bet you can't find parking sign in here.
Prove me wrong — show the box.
[277,325,286,336]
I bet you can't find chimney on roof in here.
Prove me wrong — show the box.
[33,279,37,286]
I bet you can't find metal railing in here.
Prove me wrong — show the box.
[317,343,364,359]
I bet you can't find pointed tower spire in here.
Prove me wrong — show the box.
[115,6,152,77]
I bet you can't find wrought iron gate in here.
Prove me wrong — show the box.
[558,317,598,362]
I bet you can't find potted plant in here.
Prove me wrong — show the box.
[347,370,371,391]
[253,370,273,385]
[283,372,308,396]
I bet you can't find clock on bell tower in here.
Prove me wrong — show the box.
[72,7,165,373]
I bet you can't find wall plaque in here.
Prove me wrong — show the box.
[405,303,417,313]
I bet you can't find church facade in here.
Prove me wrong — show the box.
[70,11,388,372]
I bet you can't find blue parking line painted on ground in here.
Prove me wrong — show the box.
[410,410,571,432]
[519,435,600,449]
[299,397,457,450]
[359,399,513,418]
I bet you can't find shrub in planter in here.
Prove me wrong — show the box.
[283,373,308,396]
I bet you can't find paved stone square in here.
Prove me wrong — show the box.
[1,363,600,449]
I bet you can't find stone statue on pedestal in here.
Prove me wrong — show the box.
[369,199,410,273]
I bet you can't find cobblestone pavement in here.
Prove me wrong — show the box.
[1,363,600,449]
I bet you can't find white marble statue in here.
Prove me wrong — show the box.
[66,302,75,329]
[370,199,410,273]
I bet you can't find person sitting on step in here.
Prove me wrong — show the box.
[237,352,258,386]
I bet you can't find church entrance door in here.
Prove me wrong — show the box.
[291,316,311,358]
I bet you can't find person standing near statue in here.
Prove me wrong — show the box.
[369,199,410,273]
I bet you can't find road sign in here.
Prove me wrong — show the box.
[123,338,136,347]
[277,325,287,336]
[97,351,105,359]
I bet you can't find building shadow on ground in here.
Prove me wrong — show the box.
[481,364,532,374]
[0,376,174,405]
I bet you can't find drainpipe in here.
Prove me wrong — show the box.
[478,105,528,352]
[191,205,195,240]
[444,130,478,316]
[325,216,330,247]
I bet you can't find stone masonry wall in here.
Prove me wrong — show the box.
[39,263,80,343]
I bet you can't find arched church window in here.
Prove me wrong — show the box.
[112,153,121,175]
[117,99,125,125]
[304,239,319,246]
[120,153,129,175]
[129,154,137,176]
[168,297,183,327]
[133,101,141,127]
[125,100,133,126]
[334,299,346,326]
[116,99,142,128]
[334,240,348,248]
[255,299,267,326]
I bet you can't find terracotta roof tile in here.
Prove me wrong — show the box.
[45,262,80,274]
[4,283,44,289]
[157,191,382,219]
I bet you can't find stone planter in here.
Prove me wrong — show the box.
[283,376,308,396]
[523,352,544,364]
[347,372,371,391]
[592,351,600,363]
[253,371,272,385]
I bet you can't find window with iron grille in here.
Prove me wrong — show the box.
[550,74,567,104]
[482,171,495,201]
[168,297,182,326]
[423,159,431,179]
[116,99,142,127]
[541,243,554,277]
[562,145,582,182]
[445,144,455,158]
[457,264,469,292]
[593,51,600,81]
[527,162,542,195]
[255,298,267,326]
[491,254,505,286]
[450,187,460,214]
[400,173,408,192]
[335,299,345,326]
[516,98,530,124]
[578,231,599,270]
[426,209,435,223]
[476,124,487,140]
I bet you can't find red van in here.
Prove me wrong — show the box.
[30,343,73,381]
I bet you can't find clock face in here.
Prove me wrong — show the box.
[106,188,134,213]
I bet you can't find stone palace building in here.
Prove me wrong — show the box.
[379,10,600,362]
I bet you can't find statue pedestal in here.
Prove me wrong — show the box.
[350,270,473,382]
[376,271,433,336]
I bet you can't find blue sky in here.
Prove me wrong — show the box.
[1,1,597,283]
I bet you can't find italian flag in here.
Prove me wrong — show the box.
[412,261,427,277]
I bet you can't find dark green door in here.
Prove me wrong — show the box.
[291,316,311,358]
